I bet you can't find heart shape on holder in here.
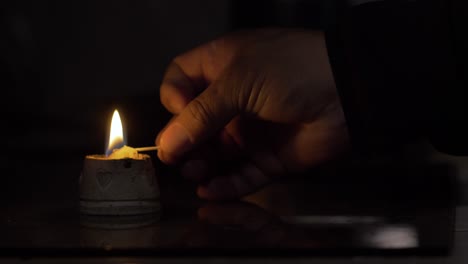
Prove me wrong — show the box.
[96,168,113,189]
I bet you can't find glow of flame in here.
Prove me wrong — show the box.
[106,109,125,156]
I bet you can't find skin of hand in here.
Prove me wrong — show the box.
[156,28,350,200]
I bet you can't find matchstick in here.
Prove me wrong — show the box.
[135,146,160,152]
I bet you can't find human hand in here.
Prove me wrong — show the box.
[156,28,349,200]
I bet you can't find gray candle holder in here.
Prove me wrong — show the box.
[79,154,161,221]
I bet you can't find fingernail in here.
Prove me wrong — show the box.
[160,123,192,158]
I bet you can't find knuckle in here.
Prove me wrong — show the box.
[188,98,213,127]
[227,57,259,111]
[159,84,180,114]
[171,56,183,67]
[159,84,171,105]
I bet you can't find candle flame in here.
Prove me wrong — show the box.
[106,109,125,156]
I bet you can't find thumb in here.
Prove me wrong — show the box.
[157,83,238,164]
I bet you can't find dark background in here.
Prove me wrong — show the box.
[1,0,467,202]
[2,0,232,156]
[1,0,330,157]
[0,1,467,259]
[0,0,333,203]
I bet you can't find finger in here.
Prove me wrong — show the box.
[224,118,286,176]
[248,150,285,177]
[155,115,178,163]
[197,162,270,200]
[180,143,217,182]
[181,128,242,182]
[159,36,239,114]
[157,30,290,163]
[181,159,210,182]
[158,80,238,164]
[156,118,241,172]
[160,62,202,114]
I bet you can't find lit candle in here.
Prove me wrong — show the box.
[79,109,161,221]
[105,109,141,159]
[105,109,159,159]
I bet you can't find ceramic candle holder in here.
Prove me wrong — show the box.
[79,154,161,218]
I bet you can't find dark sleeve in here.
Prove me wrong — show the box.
[324,0,468,156]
